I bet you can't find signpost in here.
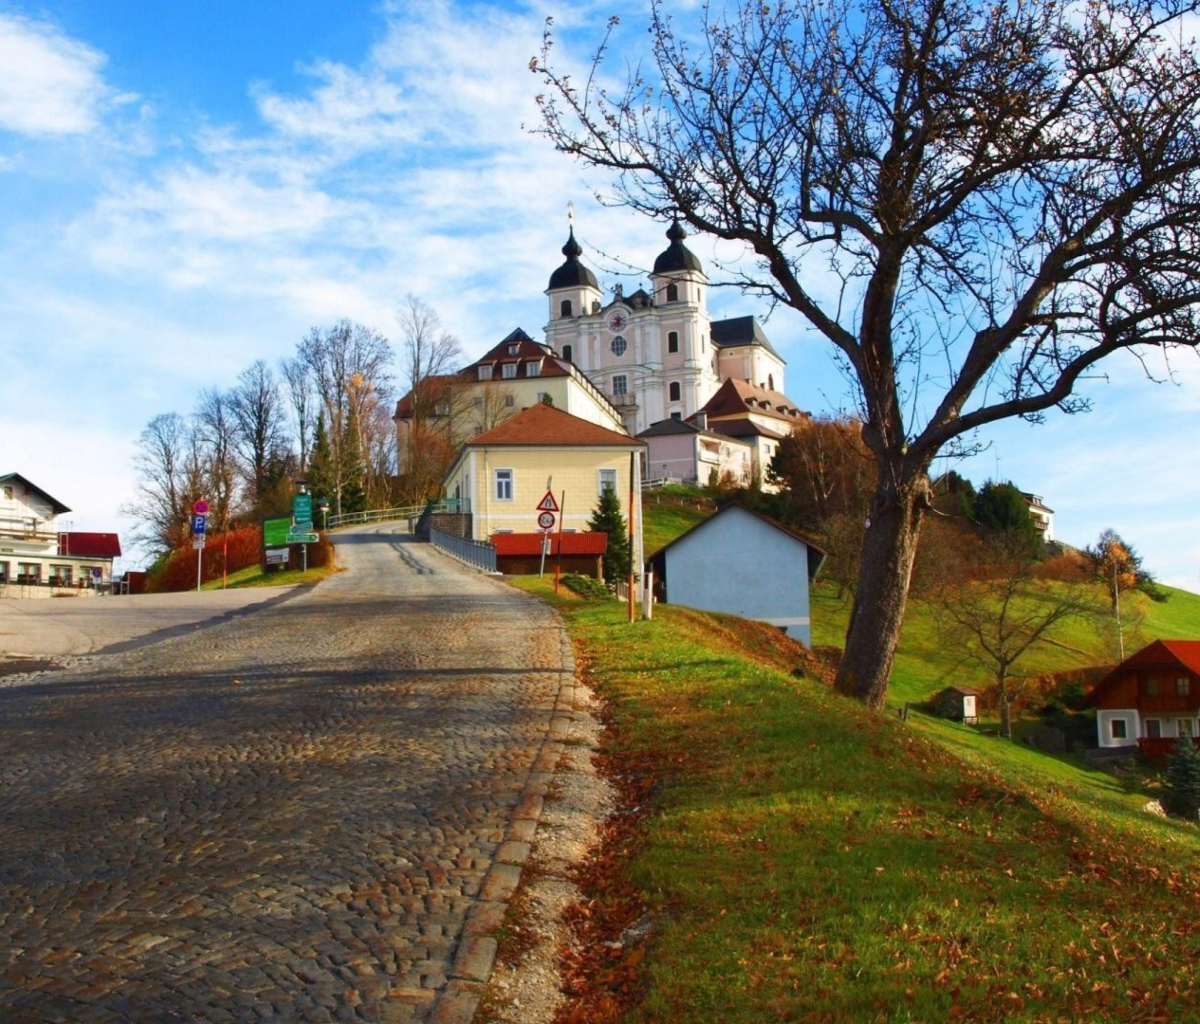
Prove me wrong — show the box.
[192,502,208,591]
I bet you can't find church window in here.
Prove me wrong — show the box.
[669,382,681,402]
[668,331,679,353]
[611,335,628,357]
[612,375,628,396]
[666,282,679,302]
[562,344,573,362]
[670,411,682,421]
[560,299,573,317]
[768,373,774,390]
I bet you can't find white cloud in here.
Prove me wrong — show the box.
[0,13,116,136]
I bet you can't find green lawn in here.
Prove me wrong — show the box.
[510,540,1200,1020]
[200,562,335,590]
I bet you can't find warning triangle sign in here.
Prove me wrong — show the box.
[537,490,559,512]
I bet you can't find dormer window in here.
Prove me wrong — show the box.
[478,365,494,381]
[525,360,542,377]
[502,363,518,379]
[508,344,519,356]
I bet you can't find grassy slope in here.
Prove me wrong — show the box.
[514,502,1200,1020]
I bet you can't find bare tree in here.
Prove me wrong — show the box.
[279,355,313,474]
[194,388,238,532]
[124,412,207,556]
[230,360,293,519]
[933,532,1098,740]
[297,321,394,515]
[534,0,1200,707]
[396,295,463,482]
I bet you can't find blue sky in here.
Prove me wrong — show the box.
[2,0,1199,593]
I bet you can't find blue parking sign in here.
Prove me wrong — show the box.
[192,514,208,535]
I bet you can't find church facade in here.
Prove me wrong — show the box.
[542,221,787,437]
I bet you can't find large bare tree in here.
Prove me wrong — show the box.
[534,0,1200,707]
[396,294,463,493]
[124,412,207,556]
[297,320,394,516]
[229,360,294,519]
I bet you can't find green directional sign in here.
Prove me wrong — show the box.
[263,516,291,547]
[293,493,313,529]
[286,530,319,544]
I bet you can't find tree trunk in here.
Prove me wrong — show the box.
[835,474,926,709]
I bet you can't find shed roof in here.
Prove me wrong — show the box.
[60,533,122,558]
[491,532,608,557]
[645,502,825,580]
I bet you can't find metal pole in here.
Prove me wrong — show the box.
[554,490,565,593]
[196,545,202,592]
[628,452,636,623]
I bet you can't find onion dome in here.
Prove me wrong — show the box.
[652,219,703,274]
[548,227,599,290]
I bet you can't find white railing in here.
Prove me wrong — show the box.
[326,501,459,530]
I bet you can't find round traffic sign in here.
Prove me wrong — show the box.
[537,511,556,530]
[193,499,210,515]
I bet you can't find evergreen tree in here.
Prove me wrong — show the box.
[307,411,336,516]
[588,487,631,584]
[973,481,1040,549]
[1163,735,1200,820]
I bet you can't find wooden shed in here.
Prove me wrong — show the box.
[490,532,607,577]
[935,686,981,725]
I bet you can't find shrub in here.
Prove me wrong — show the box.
[1163,737,1200,820]
[561,574,611,600]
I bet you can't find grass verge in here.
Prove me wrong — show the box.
[511,578,1200,1022]
[200,563,336,590]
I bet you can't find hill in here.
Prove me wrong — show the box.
[507,557,1200,1020]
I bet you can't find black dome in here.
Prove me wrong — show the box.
[652,219,703,274]
[548,227,599,291]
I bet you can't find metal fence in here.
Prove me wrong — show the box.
[429,528,497,573]
[326,501,459,530]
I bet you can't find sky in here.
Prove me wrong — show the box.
[2,0,1199,593]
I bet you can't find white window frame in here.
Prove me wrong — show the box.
[599,469,617,496]
[477,365,493,381]
[494,469,514,502]
[502,363,518,379]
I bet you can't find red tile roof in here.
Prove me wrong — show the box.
[698,378,808,423]
[467,402,642,448]
[491,532,608,557]
[59,532,122,558]
[1082,639,1200,707]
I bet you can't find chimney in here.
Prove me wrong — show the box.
[695,411,708,430]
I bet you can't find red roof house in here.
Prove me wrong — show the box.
[1082,639,1200,758]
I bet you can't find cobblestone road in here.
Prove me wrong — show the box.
[0,526,581,1023]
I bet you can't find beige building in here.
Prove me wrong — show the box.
[394,329,625,474]
[441,402,645,541]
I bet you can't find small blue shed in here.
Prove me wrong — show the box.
[645,503,826,646]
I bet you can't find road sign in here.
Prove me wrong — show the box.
[192,536,206,550]
[192,514,208,535]
[536,490,559,513]
[91,567,102,579]
[263,517,291,547]
[293,493,313,527]
[193,499,209,515]
[537,510,556,531]
[286,530,319,544]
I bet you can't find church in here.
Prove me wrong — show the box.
[543,219,790,437]
[395,217,808,489]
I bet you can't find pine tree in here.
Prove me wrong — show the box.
[307,411,336,515]
[1163,734,1200,820]
[588,487,630,584]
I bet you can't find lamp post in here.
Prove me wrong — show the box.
[319,499,330,532]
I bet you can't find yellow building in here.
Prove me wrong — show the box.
[441,402,645,541]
